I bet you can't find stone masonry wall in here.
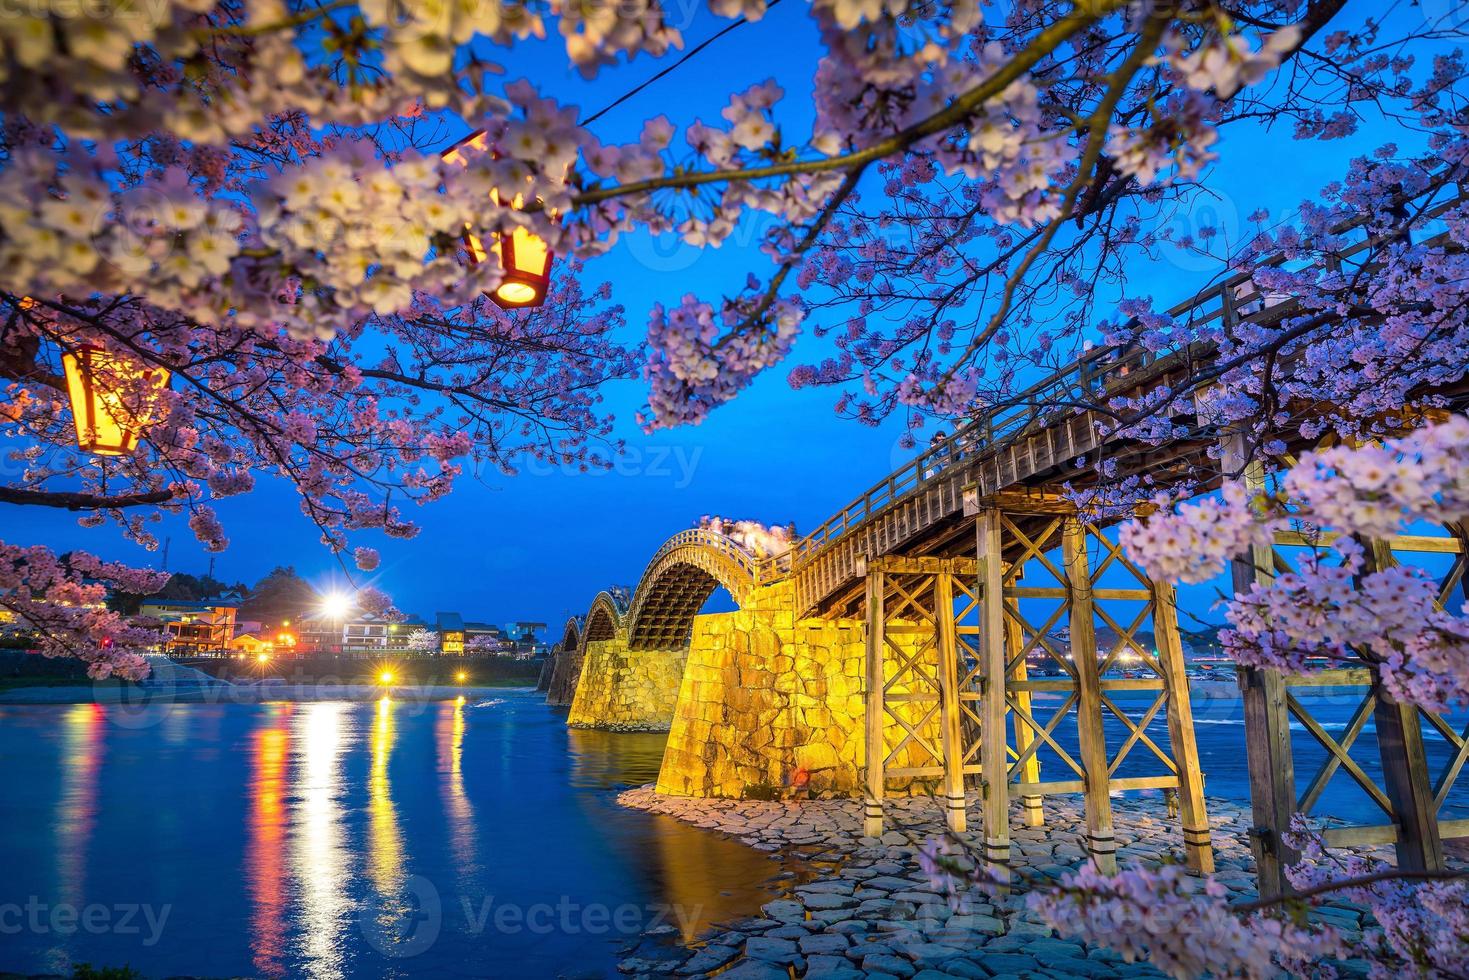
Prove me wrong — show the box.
[656,581,940,799]
[565,637,688,732]
[545,648,585,706]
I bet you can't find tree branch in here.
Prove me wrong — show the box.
[0,487,177,510]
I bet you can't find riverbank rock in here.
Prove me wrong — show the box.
[618,788,1415,979]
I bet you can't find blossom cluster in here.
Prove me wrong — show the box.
[467,633,511,654]
[1123,416,1469,710]
[1119,483,1268,584]
[641,291,805,428]
[1283,818,1469,977]
[1028,862,1342,979]
[917,821,1466,979]
[697,515,793,558]
[1226,538,1469,711]
[0,544,170,680]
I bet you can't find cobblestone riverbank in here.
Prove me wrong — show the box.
[616,788,1393,979]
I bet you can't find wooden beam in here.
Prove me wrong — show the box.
[1062,518,1117,874]
[1225,435,1297,900]
[1153,577,1214,872]
[979,511,1013,883]
[935,570,967,833]
[864,567,886,838]
[1005,589,1044,828]
[1366,538,1445,873]
[979,489,1077,514]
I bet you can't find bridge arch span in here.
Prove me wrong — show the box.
[584,589,628,643]
[625,529,765,649]
[557,616,582,653]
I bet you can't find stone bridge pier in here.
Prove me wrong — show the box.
[656,581,874,797]
[560,531,949,795]
[566,639,688,731]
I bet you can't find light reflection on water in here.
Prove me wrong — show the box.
[294,701,352,980]
[247,705,289,978]
[55,703,102,911]
[438,697,477,875]
[0,690,799,979]
[367,697,406,906]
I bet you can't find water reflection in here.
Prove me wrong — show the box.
[4,694,811,979]
[566,727,669,788]
[567,727,797,941]
[292,702,350,980]
[248,706,291,978]
[368,697,405,899]
[55,703,102,908]
[437,697,476,873]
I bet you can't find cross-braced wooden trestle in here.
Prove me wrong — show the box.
[1226,437,1469,898]
[862,499,1214,880]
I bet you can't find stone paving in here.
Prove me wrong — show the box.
[616,787,1395,979]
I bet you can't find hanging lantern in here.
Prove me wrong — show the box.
[441,130,554,310]
[62,344,171,456]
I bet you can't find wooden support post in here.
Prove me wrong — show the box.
[864,567,886,839]
[1152,578,1214,872]
[1063,517,1117,874]
[1224,437,1297,900]
[935,569,967,833]
[1364,539,1445,873]
[978,511,1013,882]
[1005,592,1045,827]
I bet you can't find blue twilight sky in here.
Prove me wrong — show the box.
[2,4,1452,629]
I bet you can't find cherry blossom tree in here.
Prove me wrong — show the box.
[405,628,439,654]
[697,515,794,557]
[466,632,512,655]
[1,0,1466,966]
[2,0,1462,676]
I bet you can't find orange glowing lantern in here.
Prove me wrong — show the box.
[62,344,171,456]
[441,130,554,310]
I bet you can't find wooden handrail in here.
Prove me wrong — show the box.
[783,180,1465,575]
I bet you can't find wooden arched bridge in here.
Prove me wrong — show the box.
[543,184,1469,895]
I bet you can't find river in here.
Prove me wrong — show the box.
[0,686,1464,978]
[0,691,796,979]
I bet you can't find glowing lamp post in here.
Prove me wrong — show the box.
[62,345,171,456]
[441,131,554,310]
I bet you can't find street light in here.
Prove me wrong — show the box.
[319,592,351,620]
[455,670,468,684]
[379,670,394,685]
[441,130,554,310]
[62,344,171,455]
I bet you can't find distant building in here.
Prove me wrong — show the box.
[141,598,238,656]
[385,621,429,652]
[297,612,399,656]
[230,632,271,657]
[436,612,466,654]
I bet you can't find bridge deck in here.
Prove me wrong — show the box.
[765,185,1466,616]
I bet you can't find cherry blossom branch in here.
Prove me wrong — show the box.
[1233,868,1467,913]
[569,0,1130,208]
[0,488,177,510]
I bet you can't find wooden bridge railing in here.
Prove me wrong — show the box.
[780,178,1466,597]
[623,178,1464,617]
